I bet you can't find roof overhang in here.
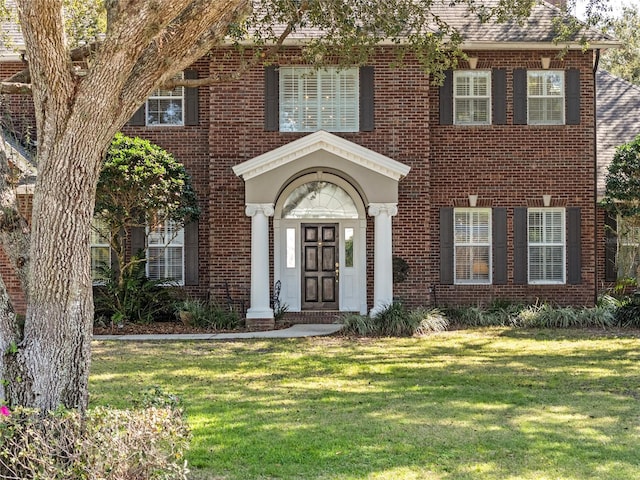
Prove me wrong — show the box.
[233,130,411,182]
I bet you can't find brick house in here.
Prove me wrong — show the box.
[0,2,619,329]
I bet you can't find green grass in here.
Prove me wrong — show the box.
[89,329,640,480]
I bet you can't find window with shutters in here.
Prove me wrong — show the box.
[454,71,491,125]
[90,218,111,284]
[279,67,359,132]
[147,220,185,285]
[147,72,184,126]
[454,208,492,284]
[528,71,564,125]
[528,208,565,283]
[615,216,640,279]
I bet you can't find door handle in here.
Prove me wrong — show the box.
[335,262,339,283]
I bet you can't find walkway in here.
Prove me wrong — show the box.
[93,323,343,341]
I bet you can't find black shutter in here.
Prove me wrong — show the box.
[130,227,146,259]
[492,208,507,284]
[514,207,528,284]
[264,65,279,131]
[184,221,199,286]
[492,69,507,125]
[566,68,581,125]
[439,70,453,125]
[184,69,199,126]
[128,105,146,126]
[440,207,454,284]
[567,207,582,284]
[604,212,617,282]
[359,66,375,132]
[513,69,527,125]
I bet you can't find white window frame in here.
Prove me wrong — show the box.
[454,208,492,285]
[527,70,565,125]
[146,72,184,126]
[616,216,640,280]
[528,208,566,284]
[453,70,491,125]
[146,220,185,286]
[90,218,111,284]
[279,66,359,132]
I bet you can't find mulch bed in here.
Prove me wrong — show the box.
[93,320,291,336]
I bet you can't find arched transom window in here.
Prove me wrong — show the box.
[282,181,358,219]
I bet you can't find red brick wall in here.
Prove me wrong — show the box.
[0,47,601,311]
[430,50,597,307]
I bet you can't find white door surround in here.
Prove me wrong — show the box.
[233,131,410,319]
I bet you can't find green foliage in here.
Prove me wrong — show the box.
[340,303,449,337]
[0,404,189,480]
[448,302,617,329]
[174,298,240,330]
[96,133,200,229]
[62,0,106,48]
[601,135,640,218]
[600,5,640,85]
[94,262,178,325]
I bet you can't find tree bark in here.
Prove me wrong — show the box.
[0,0,250,411]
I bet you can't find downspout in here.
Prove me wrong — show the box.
[593,48,601,305]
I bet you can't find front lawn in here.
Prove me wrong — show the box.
[90,329,640,480]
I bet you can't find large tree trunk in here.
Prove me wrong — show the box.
[0,0,249,412]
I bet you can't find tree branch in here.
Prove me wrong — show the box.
[0,82,32,95]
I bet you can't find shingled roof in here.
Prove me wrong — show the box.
[596,70,640,198]
[0,0,616,58]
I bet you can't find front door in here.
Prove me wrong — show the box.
[302,223,339,310]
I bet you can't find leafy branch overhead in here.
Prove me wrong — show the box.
[0,0,596,96]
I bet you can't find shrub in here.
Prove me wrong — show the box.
[409,307,449,334]
[340,304,449,337]
[174,298,240,330]
[94,262,178,326]
[0,403,190,479]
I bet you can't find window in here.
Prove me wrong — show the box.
[454,208,491,284]
[528,208,565,283]
[616,216,640,279]
[279,67,359,132]
[454,71,491,125]
[147,73,184,126]
[90,219,111,283]
[147,220,184,285]
[528,71,564,125]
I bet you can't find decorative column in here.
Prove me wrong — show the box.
[368,203,398,316]
[245,203,275,330]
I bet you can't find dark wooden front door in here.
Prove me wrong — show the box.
[302,223,339,310]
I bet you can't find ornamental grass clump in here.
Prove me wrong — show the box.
[340,303,449,337]
[0,396,190,480]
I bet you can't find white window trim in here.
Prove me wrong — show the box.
[527,207,566,285]
[146,72,185,127]
[615,215,640,279]
[454,207,492,285]
[90,219,111,285]
[453,70,491,126]
[527,70,565,126]
[279,66,359,133]
[146,220,185,286]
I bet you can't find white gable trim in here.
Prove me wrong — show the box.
[232,130,411,181]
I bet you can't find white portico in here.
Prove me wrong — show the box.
[233,131,410,324]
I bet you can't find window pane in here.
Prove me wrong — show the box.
[527,71,564,125]
[286,228,296,268]
[453,71,491,125]
[454,208,491,284]
[279,67,358,132]
[147,221,184,284]
[345,228,354,268]
[282,181,358,219]
[147,73,184,126]
[528,208,565,283]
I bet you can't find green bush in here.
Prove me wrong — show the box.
[340,304,449,337]
[94,261,178,326]
[175,298,240,330]
[0,403,190,479]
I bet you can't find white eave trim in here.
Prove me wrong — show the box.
[459,40,621,50]
[233,130,411,181]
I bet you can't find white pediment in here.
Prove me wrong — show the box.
[232,130,410,181]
